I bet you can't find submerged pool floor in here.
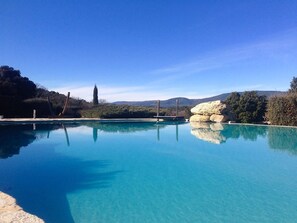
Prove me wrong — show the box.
[1,122,297,223]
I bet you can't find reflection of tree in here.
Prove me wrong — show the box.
[0,125,36,158]
[0,122,176,158]
[221,125,268,141]
[268,127,297,155]
[1,151,121,223]
[93,128,98,142]
[0,124,73,159]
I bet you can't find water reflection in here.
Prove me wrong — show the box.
[0,123,123,223]
[2,122,297,159]
[0,122,182,159]
[190,122,226,144]
[268,126,297,155]
[0,123,77,159]
[222,124,267,141]
[0,125,36,158]
[190,123,297,154]
[190,122,270,145]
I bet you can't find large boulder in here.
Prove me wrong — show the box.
[191,100,227,116]
[189,114,210,122]
[190,100,235,123]
[210,114,229,123]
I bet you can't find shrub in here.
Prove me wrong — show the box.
[267,93,297,126]
[80,104,166,118]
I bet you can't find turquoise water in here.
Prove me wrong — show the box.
[1,122,297,223]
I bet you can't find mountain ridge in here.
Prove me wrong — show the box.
[113,91,284,107]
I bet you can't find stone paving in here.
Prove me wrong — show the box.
[0,192,44,223]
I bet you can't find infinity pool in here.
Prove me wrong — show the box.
[1,122,297,223]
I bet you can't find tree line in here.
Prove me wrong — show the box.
[1,65,297,125]
[0,66,89,118]
[224,77,297,125]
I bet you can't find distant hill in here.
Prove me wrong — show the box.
[113,91,285,107]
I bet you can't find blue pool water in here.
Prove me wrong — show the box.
[1,122,297,223]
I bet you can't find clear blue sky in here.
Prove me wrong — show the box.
[1,0,297,102]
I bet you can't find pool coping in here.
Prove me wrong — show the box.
[0,118,160,124]
[0,191,44,223]
[0,118,296,128]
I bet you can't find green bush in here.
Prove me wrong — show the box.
[267,93,297,126]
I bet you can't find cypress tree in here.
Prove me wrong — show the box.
[93,85,98,105]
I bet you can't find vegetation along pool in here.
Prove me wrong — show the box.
[1,122,297,223]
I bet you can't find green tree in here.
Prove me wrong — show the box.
[225,91,267,123]
[93,85,98,105]
[289,76,297,93]
[225,92,240,120]
[0,65,36,99]
[238,91,267,123]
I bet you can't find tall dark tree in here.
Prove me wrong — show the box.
[289,76,297,93]
[93,84,98,105]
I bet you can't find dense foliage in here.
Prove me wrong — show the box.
[289,76,297,93]
[225,91,267,123]
[266,93,297,126]
[266,77,297,126]
[0,66,37,99]
[0,66,37,117]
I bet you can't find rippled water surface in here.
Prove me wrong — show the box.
[1,122,297,223]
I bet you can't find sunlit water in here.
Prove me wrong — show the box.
[1,122,297,223]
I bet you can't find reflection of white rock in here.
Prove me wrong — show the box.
[190,122,211,129]
[190,122,226,144]
[209,123,224,131]
[190,122,224,131]
[191,128,226,144]
[189,115,210,122]
[0,192,44,223]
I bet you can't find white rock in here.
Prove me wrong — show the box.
[189,114,210,122]
[191,100,227,116]
[210,114,229,123]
